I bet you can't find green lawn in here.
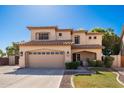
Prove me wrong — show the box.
[73,68,124,88]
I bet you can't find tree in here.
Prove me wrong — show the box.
[91,28,121,55]
[6,42,19,56]
[0,49,5,57]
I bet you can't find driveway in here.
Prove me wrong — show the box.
[0,66,64,88]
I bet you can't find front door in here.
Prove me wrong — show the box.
[73,53,76,61]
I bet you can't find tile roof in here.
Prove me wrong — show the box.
[19,40,73,46]
[72,44,103,49]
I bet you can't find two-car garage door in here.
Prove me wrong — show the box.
[28,50,65,68]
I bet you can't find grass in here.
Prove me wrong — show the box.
[73,67,124,88]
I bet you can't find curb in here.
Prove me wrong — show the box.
[71,75,75,88]
[112,72,124,86]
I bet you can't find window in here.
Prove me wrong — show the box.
[51,52,54,54]
[59,33,62,36]
[39,33,49,40]
[60,52,64,54]
[89,36,92,39]
[29,52,32,55]
[38,52,41,55]
[77,54,80,61]
[55,52,59,54]
[94,36,97,39]
[42,52,45,55]
[74,36,80,44]
[46,52,50,55]
[33,52,37,55]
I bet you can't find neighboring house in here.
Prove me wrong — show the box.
[19,26,103,68]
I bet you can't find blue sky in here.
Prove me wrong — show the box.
[0,5,124,51]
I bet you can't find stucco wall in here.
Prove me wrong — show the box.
[72,32,102,45]
[72,48,102,60]
[9,56,15,65]
[86,34,102,45]
[56,31,72,40]
[19,45,72,67]
[80,51,96,61]
[111,55,121,67]
[31,28,56,40]
[72,32,86,45]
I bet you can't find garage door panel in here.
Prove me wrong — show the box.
[28,51,65,68]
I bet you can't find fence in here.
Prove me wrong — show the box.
[110,55,121,67]
[0,57,9,65]
[9,56,19,65]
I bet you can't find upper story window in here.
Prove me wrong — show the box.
[89,36,92,39]
[38,33,49,40]
[59,33,62,36]
[94,36,97,39]
[74,36,80,44]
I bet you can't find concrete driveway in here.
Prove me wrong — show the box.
[0,66,64,88]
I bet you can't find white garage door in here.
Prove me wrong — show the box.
[28,51,65,68]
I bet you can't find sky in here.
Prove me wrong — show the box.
[0,5,124,51]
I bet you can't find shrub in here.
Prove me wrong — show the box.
[96,60,103,67]
[88,60,103,67]
[88,60,96,67]
[104,56,114,68]
[65,61,80,69]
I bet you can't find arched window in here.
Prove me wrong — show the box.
[74,35,80,44]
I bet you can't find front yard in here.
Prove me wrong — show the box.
[73,68,124,88]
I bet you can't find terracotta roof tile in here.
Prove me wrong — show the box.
[19,40,72,46]
[72,44,103,49]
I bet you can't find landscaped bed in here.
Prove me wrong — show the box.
[73,67,124,88]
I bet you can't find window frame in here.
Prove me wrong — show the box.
[59,33,62,36]
[94,36,97,39]
[89,36,92,39]
[38,32,49,40]
[74,35,80,44]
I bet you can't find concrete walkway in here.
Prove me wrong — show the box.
[0,66,64,88]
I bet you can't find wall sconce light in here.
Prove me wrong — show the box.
[20,51,23,56]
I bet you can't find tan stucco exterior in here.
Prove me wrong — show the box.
[56,31,72,40]
[31,28,56,40]
[72,48,102,60]
[86,34,102,45]
[19,26,103,68]
[19,45,72,68]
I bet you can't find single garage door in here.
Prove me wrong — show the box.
[28,51,65,68]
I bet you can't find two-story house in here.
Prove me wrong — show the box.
[19,26,103,68]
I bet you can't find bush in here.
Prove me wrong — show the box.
[96,60,103,67]
[88,60,96,67]
[88,60,103,67]
[65,61,80,69]
[104,56,114,68]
